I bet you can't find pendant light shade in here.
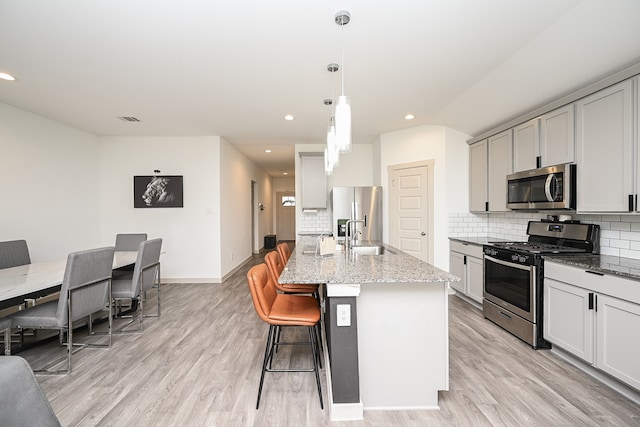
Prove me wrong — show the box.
[325,116,339,174]
[334,95,351,153]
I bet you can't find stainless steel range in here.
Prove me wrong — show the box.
[483,220,600,349]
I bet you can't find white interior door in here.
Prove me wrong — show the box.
[389,161,434,263]
[276,191,296,241]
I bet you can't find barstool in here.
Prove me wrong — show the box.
[264,250,318,296]
[264,251,324,359]
[276,242,292,264]
[246,263,323,409]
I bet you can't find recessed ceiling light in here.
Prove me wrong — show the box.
[284,115,294,121]
[404,114,415,120]
[283,172,288,175]
[265,149,272,153]
[0,72,16,81]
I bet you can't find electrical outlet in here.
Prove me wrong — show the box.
[336,304,351,327]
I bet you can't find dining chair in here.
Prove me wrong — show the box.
[246,263,323,410]
[115,233,148,251]
[1,318,11,356]
[7,246,115,374]
[0,240,31,270]
[111,238,162,333]
[112,233,148,281]
[0,356,62,426]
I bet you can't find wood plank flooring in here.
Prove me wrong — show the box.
[16,249,640,426]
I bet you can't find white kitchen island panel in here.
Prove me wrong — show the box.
[357,281,449,409]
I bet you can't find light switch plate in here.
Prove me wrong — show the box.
[336,304,351,327]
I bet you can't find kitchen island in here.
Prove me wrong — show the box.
[279,242,460,421]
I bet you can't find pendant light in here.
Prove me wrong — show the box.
[334,10,352,153]
[325,65,340,174]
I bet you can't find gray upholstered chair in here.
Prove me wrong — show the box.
[1,318,11,356]
[8,247,115,374]
[0,356,62,426]
[115,233,148,251]
[0,240,31,270]
[112,233,148,281]
[112,238,162,333]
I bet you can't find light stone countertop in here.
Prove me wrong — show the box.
[544,254,640,282]
[279,241,460,285]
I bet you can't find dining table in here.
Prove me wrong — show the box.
[0,251,138,311]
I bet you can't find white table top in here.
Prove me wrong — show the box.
[0,251,138,307]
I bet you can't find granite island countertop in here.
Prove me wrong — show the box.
[279,241,460,285]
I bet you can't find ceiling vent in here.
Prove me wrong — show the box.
[118,116,141,122]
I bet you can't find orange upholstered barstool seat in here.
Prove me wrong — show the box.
[247,263,323,409]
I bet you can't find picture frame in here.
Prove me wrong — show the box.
[133,175,184,208]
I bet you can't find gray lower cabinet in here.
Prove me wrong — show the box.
[449,241,484,304]
[544,261,640,391]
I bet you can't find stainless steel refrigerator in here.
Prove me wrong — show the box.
[331,186,382,243]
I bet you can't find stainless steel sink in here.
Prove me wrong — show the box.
[350,245,385,255]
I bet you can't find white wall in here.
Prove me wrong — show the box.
[219,139,273,277]
[0,102,102,261]
[99,136,221,282]
[1,103,272,283]
[380,125,470,270]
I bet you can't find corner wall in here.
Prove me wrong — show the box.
[380,125,470,270]
[0,102,102,261]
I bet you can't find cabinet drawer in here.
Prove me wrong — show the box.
[545,261,640,304]
[450,241,484,258]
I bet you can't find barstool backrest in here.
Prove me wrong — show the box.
[276,243,291,264]
[247,263,277,322]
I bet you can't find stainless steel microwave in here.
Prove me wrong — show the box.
[507,164,576,210]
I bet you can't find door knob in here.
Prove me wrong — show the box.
[421,232,426,236]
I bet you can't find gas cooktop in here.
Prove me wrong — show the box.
[486,220,600,255]
[488,241,586,254]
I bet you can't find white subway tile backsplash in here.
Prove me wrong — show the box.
[448,212,640,260]
[611,221,631,232]
[601,246,620,256]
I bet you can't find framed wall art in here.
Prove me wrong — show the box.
[133,175,184,208]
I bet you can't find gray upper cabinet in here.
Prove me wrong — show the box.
[469,131,513,212]
[539,104,575,167]
[576,79,634,212]
[300,153,327,209]
[513,104,574,173]
[513,119,540,172]
[487,130,513,212]
[469,140,488,212]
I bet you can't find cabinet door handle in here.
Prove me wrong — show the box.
[536,156,541,169]
[463,255,467,265]
[485,202,489,212]
[585,270,604,276]
[629,194,634,212]
[588,292,594,310]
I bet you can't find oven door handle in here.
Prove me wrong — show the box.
[484,255,535,272]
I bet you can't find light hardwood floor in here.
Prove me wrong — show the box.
[17,250,640,426]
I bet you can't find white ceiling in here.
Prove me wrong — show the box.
[2,0,640,177]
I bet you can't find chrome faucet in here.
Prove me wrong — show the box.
[345,219,365,255]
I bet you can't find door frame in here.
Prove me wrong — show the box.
[388,160,435,264]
